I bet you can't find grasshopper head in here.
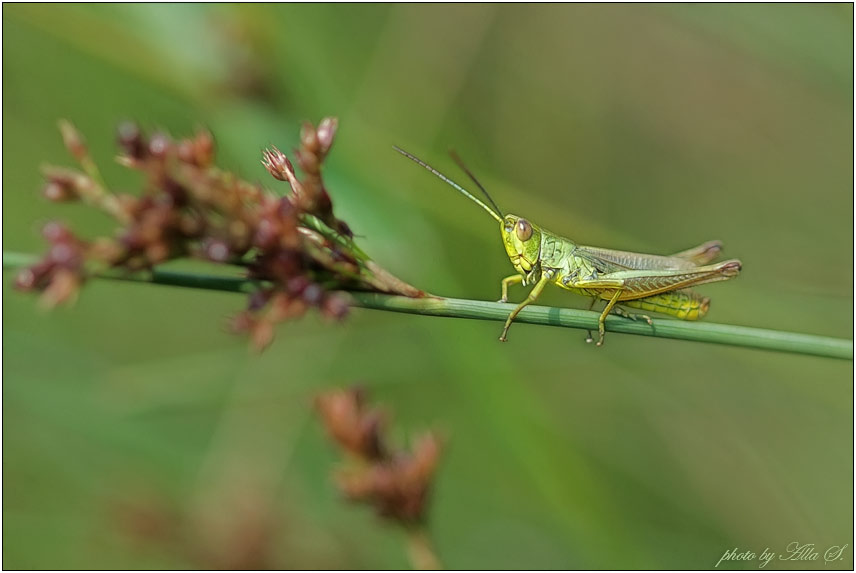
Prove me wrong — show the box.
[501,215,541,273]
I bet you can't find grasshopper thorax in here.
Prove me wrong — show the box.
[501,214,542,274]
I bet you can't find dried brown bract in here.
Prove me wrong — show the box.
[316,387,388,460]
[315,387,443,526]
[16,118,428,350]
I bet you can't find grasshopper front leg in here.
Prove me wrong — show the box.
[499,275,550,342]
[499,274,524,303]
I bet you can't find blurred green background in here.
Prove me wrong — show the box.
[3,4,853,569]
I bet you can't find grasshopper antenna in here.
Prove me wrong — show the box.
[448,150,504,220]
[393,146,503,223]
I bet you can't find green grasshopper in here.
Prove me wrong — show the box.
[395,146,742,346]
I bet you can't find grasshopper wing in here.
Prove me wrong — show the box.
[577,240,724,271]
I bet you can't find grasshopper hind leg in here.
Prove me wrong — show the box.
[595,290,623,346]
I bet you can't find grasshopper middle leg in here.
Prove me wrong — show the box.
[585,298,652,344]
[585,297,598,343]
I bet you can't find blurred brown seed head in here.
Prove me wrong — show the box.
[176,129,215,168]
[339,432,442,523]
[316,388,443,526]
[315,387,387,460]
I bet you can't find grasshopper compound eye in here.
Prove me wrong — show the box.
[516,219,533,241]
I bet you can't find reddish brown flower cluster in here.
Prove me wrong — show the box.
[16,118,426,349]
[315,387,443,525]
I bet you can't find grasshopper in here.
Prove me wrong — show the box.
[395,146,742,346]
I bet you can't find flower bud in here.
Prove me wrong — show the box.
[300,121,319,153]
[203,238,230,262]
[58,120,87,161]
[43,180,76,202]
[316,117,338,156]
[322,293,350,321]
[117,121,146,160]
[302,283,323,305]
[148,133,171,158]
[42,221,72,243]
[261,146,291,181]
[193,129,215,167]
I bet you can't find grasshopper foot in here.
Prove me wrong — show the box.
[596,324,607,346]
[613,306,653,326]
[631,314,653,326]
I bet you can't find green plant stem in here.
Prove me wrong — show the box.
[3,251,851,360]
[405,526,441,570]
